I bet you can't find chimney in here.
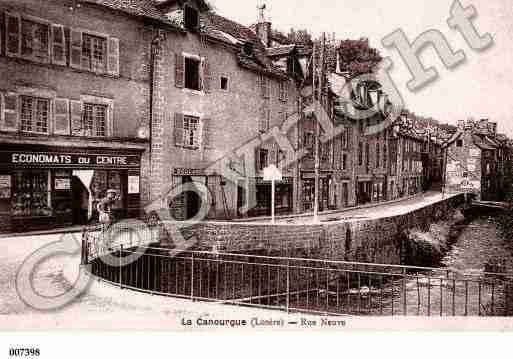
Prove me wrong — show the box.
[256,3,271,47]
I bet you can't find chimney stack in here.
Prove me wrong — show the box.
[256,3,271,47]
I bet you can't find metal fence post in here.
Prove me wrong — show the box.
[286,260,290,314]
[119,245,123,289]
[191,252,195,301]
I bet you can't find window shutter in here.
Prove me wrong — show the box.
[107,37,120,76]
[5,13,20,57]
[50,24,66,65]
[202,58,211,93]
[53,98,70,135]
[174,113,184,146]
[69,29,82,69]
[202,118,213,149]
[1,93,18,131]
[175,53,184,88]
[70,100,83,136]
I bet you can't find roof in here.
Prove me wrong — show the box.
[266,44,296,57]
[472,134,496,150]
[270,30,293,45]
[443,130,463,147]
[203,12,264,49]
[82,0,174,24]
[201,13,288,79]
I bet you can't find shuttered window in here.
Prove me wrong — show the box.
[0,93,18,132]
[202,118,213,149]
[21,18,50,63]
[174,113,200,149]
[51,24,66,65]
[53,98,70,135]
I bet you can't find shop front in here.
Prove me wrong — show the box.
[300,172,334,213]
[0,146,143,233]
[245,177,294,218]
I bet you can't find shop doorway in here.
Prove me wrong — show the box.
[183,176,201,220]
[72,176,89,225]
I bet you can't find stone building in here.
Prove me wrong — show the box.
[149,0,303,220]
[0,0,161,232]
[443,118,508,201]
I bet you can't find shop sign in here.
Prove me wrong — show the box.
[54,178,71,190]
[256,177,293,185]
[173,168,205,176]
[1,151,140,168]
[128,175,140,194]
[0,175,11,199]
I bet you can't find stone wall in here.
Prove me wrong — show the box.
[167,193,465,265]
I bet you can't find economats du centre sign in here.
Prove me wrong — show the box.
[0,151,140,168]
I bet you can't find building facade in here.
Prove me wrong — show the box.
[0,0,159,231]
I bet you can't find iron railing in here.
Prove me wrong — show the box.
[83,240,513,317]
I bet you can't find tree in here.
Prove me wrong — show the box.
[336,38,382,76]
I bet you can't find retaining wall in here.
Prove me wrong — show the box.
[166,193,466,265]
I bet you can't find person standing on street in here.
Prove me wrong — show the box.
[97,189,118,231]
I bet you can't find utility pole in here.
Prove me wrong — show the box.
[314,33,326,223]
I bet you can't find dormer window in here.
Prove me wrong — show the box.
[184,5,199,31]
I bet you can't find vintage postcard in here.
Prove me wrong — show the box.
[0,0,512,355]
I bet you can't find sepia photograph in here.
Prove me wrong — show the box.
[0,0,513,355]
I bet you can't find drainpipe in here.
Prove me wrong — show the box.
[149,29,166,197]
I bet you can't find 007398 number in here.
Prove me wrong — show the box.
[9,348,40,357]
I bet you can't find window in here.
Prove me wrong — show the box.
[383,145,387,168]
[220,76,229,91]
[456,139,463,147]
[21,18,50,62]
[304,131,315,156]
[342,153,347,170]
[183,115,200,148]
[185,57,201,91]
[184,5,199,31]
[82,33,107,73]
[358,142,363,166]
[11,171,51,217]
[376,143,380,168]
[279,81,288,102]
[83,103,107,137]
[260,75,270,99]
[259,149,269,171]
[365,143,370,168]
[20,96,49,134]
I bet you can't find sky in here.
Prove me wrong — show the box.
[209,0,513,136]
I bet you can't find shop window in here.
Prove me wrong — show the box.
[12,171,51,217]
[184,5,199,31]
[183,115,200,148]
[20,96,49,134]
[185,57,201,91]
[82,33,107,73]
[21,18,50,62]
[83,103,107,137]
